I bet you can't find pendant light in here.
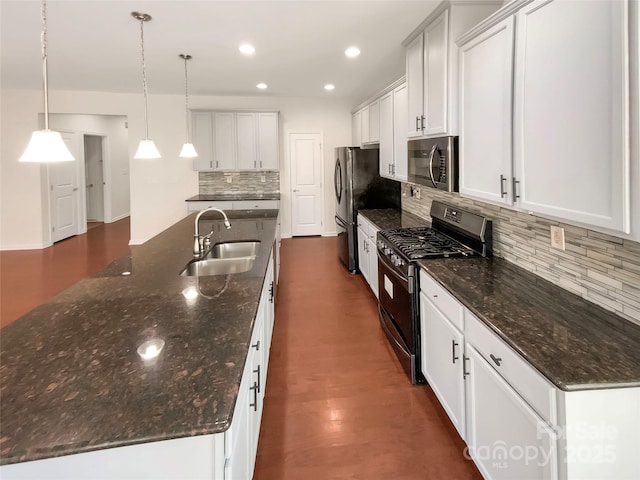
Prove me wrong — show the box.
[132,12,161,159]
[19,0,75,163]
[179,54,198,158]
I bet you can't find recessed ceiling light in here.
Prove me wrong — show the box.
[345,46,360,58]
[256,83,267,90]
[324,84,335,91]
[239,43,255,55]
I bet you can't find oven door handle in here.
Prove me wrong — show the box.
[379,307,411,356]
[427,144,438,188]
[377,251,409,290]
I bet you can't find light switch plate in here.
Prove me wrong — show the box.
[550,226,565,250]
[415,187,421,199]
[226,175,232,184]
[260,175,266,183]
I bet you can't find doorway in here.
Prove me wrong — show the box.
[49,131,81,243]
[84,135,105,224]
[289,132,323,236]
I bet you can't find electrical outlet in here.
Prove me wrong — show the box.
[550,226,565,250]
[260,175,266,183]
[415,187,421,199]
[226,175,232,184]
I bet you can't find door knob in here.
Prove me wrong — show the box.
[293,189,299,192]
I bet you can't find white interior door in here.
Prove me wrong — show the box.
[84,135,104,222]
[289,132,322,236]
[50,131,80,242]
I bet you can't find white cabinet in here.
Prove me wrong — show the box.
[192,111,279,172]
[352,110,362,147]
[405,2,502,138]
[361,106,370,144]
[459,16,514,206]
[187,200,279,213]
[356,213,380,298]
[379,81,408,182]
[458,0,632,235]
[366,100,380,144]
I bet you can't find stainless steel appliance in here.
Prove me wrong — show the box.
[334,147,400,272]
[377,201,492,383]
[407,136,458,192]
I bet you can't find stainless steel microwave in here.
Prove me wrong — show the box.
[407,136,458,192]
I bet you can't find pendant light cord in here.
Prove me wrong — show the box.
[41,0,49,130]
[183,56,191,142]
[139,17,149,139]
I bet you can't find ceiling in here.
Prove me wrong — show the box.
[1,1,439,103]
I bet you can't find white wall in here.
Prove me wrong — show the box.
[0,89,352,249]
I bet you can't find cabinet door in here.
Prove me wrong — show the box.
[213,113,236,170]
[236,113,258,170]
[352,110,362,147]
[257,113,279,170]
[464,344,558,480]
[361,106,370,144]
[393,83,408,182]
[423,9,449,136]
[513,0,629,233]
[224,360,252,479]
[192,112,214,171]
[420,293,465,439]
[368,100,380,143]
[367,236,379,298]
[357,225,369,282]
[379,91,394,178]
[459,17,514,206]
[406,33,424,138]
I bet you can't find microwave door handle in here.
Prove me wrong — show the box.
[427,144,438,188]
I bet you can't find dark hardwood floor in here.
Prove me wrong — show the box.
[0,218,131,327]
[255,236,482,480]
[0,224,481,478]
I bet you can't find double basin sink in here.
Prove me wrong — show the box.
[180,241,260,276]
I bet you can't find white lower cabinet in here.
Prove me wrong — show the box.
[464,343,558,480]
[187,200,279,213]
[356,213,380,298]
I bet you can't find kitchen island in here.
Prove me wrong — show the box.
[0,209,279,479]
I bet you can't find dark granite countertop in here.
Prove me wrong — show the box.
[358,209,428,230]
[418,257,640,391]
[0,210,279,466]
[186,193,280,202]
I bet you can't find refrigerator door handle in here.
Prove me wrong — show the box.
[334,158,342,204]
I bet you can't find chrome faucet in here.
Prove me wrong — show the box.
[193,207,231,258]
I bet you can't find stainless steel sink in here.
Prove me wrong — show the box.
[206,241,261,259]
[180,256,255,277]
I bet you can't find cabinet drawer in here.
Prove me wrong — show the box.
[232,200,279,210]
[356,214,372,238]
[419,270,464,332]
[187,201,234,212]
[465,310,557,425]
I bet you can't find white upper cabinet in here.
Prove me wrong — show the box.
[405,1,503,138]
[367,99,380,144]
[361,105,370,144]
[513,0,630,233]
[352,109,362,147]
[458,0,632,236]
[459,17,514,206]
[192,111,279,171]
[392,83,408,182]
[379,91,394,178]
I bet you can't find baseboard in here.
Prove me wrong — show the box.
[0,241,53,251]
[128,238,147,246]
[280,234,292,239]
[108,213,130,223]
[322,231,337,237]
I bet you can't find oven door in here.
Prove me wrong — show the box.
[377,252,415,377]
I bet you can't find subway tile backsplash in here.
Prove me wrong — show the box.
[199,171,280,194]
[402,185,640,326]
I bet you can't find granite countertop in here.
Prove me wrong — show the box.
[418,257,640,391]
[186,193,280,202]
[358,209,428,230]
[0,210,279,466]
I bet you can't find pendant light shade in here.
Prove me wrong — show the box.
[179,54,198,158]
[132,11,160,160]
[19,0,75,163]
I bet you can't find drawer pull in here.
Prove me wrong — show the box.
[452,340,459,364]
[249,383,258,411]
[463,355,470,379]
[432,294,438,298]
[253,365,261,393]
[490,354,503,367]
[252,340,260,351]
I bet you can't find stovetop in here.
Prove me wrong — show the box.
[380,227,477,260]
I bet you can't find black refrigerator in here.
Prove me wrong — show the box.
[334,147,400,272]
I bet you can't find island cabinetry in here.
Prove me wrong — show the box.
[458,0,633,236]
[187,200,279,212]
[192,111,279,172]
[404,1,502,138]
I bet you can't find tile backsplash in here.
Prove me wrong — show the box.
[402,185,640,326]
[199,171,280,194]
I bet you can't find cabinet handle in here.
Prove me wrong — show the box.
[415,116,420,132]
[210,161,213,168]
[512,178,520,201]
[452,340,459,364]
[252,340,260,351]
[392,164,395,175]
[463,355,470,379]
[269,281,274,303]
[490,354,503,367]
[500,174,507,198]
[216,161,219,168]
[421,115,426,132]
[249,383,258,411]
[253,365,261,393]
[254,161,257,168]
